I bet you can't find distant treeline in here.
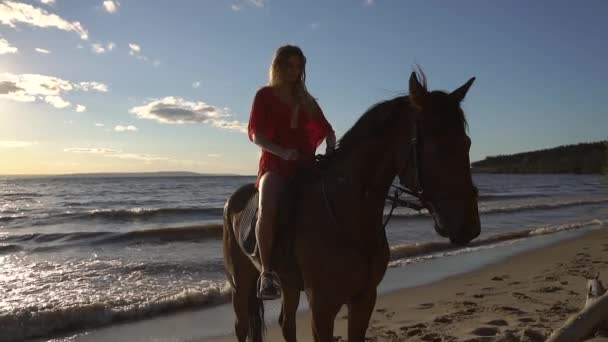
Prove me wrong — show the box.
[471,141,608,174]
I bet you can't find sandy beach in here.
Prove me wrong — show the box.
[206,227,608,342]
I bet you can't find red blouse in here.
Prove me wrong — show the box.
[248,86,334,188]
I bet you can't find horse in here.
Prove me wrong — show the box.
[222,70,481,342]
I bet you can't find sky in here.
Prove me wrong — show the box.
[0,0,607,175]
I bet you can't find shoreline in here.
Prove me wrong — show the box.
[52,224,608,342]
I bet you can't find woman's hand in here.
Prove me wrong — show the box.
[281,149,300,161]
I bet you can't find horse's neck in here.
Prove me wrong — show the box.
[329,140,396,242]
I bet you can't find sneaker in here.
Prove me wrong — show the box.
[257,272,281,300]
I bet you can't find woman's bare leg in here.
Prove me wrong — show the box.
[256,171,285,297]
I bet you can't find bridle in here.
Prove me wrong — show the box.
[382,120,430,229]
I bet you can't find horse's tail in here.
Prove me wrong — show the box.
[222,185,266,342]
[247,281,266,342]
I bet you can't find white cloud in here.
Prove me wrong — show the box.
[0,140,38,148]
[231,0,266,10]
[64,147,168,162]
[102,1,119,13]
[39,0,55,4]
[248,0,266,7]
[107,41,115,51]
[127,42,160,66]
[363,0,374,6]
[94,123,104,127]
[91,43,105,54]
[114,125,137,132]
[129,96,246,133]
[192,81,200,88]
[0,72,108,110]
[0,0,88,40]
[77,81,108,92]
[45,95,70,108]
[128,43,140,53]
[75,104,86,112]
[309,22,319,30]
[35,47,50,54]
[0,37,18,54]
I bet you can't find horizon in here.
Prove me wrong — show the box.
[1,139,606,176]
[1,1,607,175]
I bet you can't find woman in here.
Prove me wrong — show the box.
[248,45,336,300]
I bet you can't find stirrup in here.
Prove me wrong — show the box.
[257,271,282,300]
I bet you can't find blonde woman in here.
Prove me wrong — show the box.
[248,45,336,299]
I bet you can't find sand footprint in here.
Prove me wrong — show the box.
[470,326,499,337]
[485,319,509,326]
[413,302,434,309]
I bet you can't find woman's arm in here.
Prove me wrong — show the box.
[325,131,336,153]
[252,132,299,161]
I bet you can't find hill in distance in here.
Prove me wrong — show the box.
[471,141,608,174]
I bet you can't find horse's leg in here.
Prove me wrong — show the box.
[224,217,262,341]
[307,290,341,342]
[279,286,300,342]
[346,288,377,342]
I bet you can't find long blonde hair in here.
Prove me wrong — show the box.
[268,45,318,118]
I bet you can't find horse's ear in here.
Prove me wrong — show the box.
[450,77,476,103]
[409,72,428,110]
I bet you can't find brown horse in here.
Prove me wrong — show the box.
[222,70,481,342]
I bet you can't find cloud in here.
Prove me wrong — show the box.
[0,140,38,148]
[128,43,140,53]
[91,43,105,54]
[363,0,374,6]
[75,104,86,112]
[45,95,70,108]
[129,96,247,133]
[102,1,119,13]
[0,72,108,110]
[94,122,104,127]
[91,42,114,54]
[39,0,55,4]
[207,154,221,158]
[114,124,137,132]
[127,42,160,66]
[248,0,266,7]
[64,147,168,162]
[192,81,200,88]
[309,22,319,30]
[231,0,267,10]
[0,37,18,54]
[35,47,50,54]
[0,1,88,40]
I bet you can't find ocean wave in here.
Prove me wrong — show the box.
[0,244,22,254]
[387,198,608,219]
[2,192,43,198]
[388,218,607,266]
[33,207,225,225]
[0,224,224,248]
[0,282,231,342]
[0,215,28,222]
[477,192,546,201]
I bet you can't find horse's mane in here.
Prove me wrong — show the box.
[332,97,404,157]
[328,70,468,160]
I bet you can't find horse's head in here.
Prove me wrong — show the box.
[395,71,480,246]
